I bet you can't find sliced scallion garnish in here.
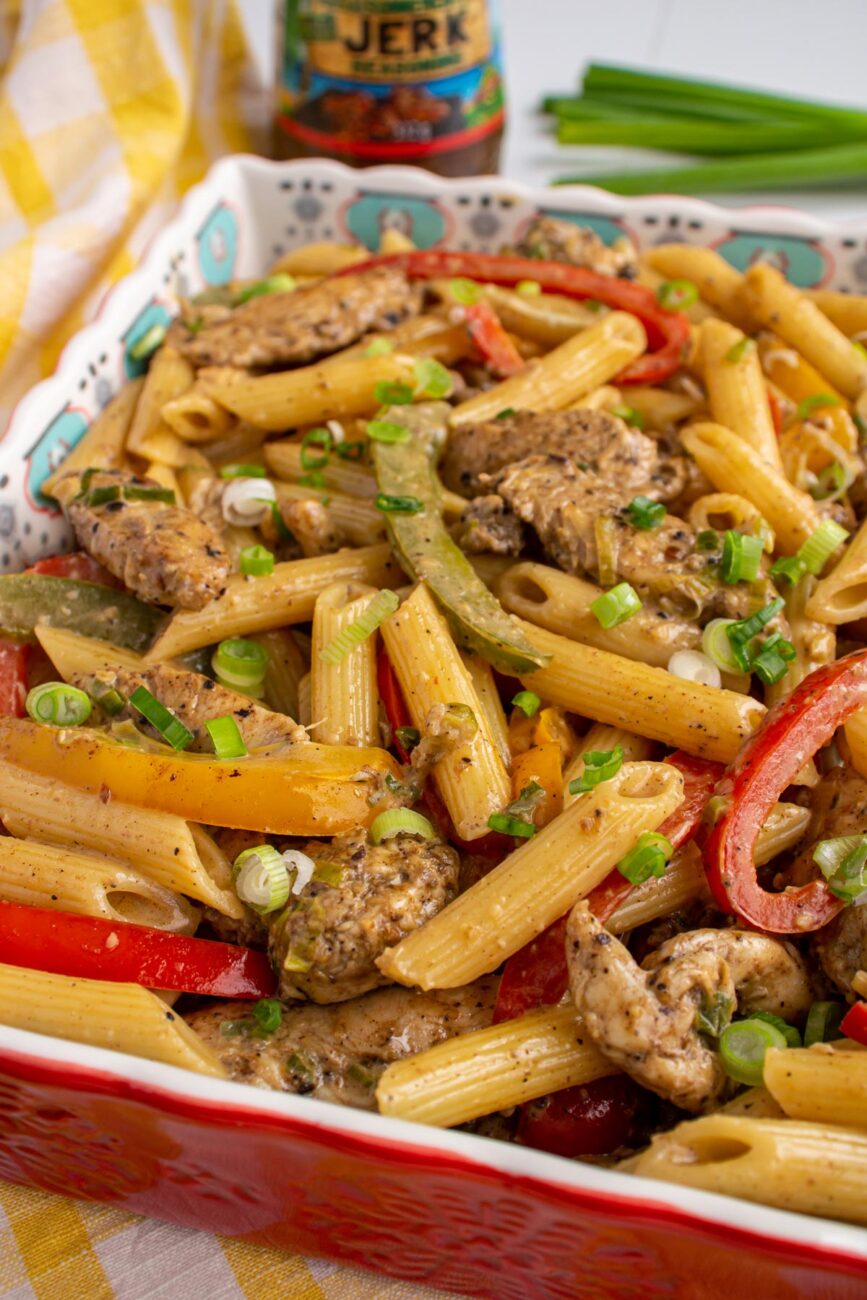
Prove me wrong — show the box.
[205,715,248,760]
[797,392,841,421]
[366,420,410,445]
[568,745,623,796]
[725,598,784,671]
[701,618,742,674]
[300,428,331,471]
[720,1018,787,1086]
[414,357,452,399]
[369,809,436,844]
[799,519,849,574]
[212,637,269,696]
[511,690,541,717]
[590,582,641,629]
[374,380,413,406]
[123,485,176,504]
[364,337,394,358]
[240,544,275,577]
[610,404,645,430]
[721,529,764,584]
[625,494,664,530]
[233,845,291,914]
[487,782,547,838]
[516,279,542,296]
[725,337,754,364]
[219,463,267,479]
[318,590,400,665]
[616,830,673,884]
[235,273,295,304]
[449,278,482,304]
[335,440,367,462]
[656,278,698,311]
[26,682,92,727]
[129,685,193,750]
[812,835,867,903]
[809,460,853,502]
[804,1000,845,1047]
[749,1010,802,1049]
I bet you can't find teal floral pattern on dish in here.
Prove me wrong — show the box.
[342,194,447,250]
[713,234,828,287]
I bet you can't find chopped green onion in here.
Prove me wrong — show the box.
[235,273,296,304]
[366,420,410,445]
[568,745,624,796]
[750,632,796,685]
[799,519,849,574]
[129,685,193,750]
[610,404,645,430]
[92,683,125,717]
[375,492,424,514]
[220,463,267,479]
[625,494,664,530]
[721,530,764,584]
[233,845,291,914]
[695,991,734,1039]
[336,440,366,462]
[719,1018,788,1087]
[369,809,436,844]
[725,337,754,364]
[812,835,867,903]
[374,380,413,405]
[212,637,268,695]
[251,998,283,1034]
[486,813,537,838]
[770,555,807,586]
[318,590,400,665]
[364,338,394,358]
[495,408,516,421]
[511,690,542,717]
[414,358,452,399]
[617,831,673,885]
[656,279,699,311]
[804,1000,846,1047]
[590,582,641,629]
[205,715,248,760]
[797,393,841,421]
[128,322,167,363]
[750,1010,802,1049]
[240,544,274,577]
[696,529,720,552]
[298,472,327,490]
[449,277,482,304]
[85,485,122,507]
[395,725,421,751]
[300,428,331,470]
[26,682,92,727]
[124,485,176,504]
[725,598,784,671]
[516,279,542,296]
[809,460,853,502]
[701,618,742,674]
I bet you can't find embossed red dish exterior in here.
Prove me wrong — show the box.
[3,158,867,1296]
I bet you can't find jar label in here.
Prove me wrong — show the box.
[278,0,505,160]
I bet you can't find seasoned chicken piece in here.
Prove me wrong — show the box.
[566,902,812,1112]
[186,978,497,1106]
[72,663,308,751]
[61,468,229,610]
[458,494,525,556]
[516,217,638,279]
[270,829,460,1003]
[174,266,422,369]
[441,409,661,499]
[278,497,342,557]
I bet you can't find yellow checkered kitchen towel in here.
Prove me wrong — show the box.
[0,4,456,1295]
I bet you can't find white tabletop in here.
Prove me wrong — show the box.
[245,0,867,224]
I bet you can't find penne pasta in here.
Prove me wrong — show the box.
[563,723,655,807]
[766,576,836,705]
[618,384,701,430]
[145,543,401,662]
[449,312,646,427]
[680,421,821,553]
[607,843,707,934]
[35,625,146,677]
[0,963,225,1077]
[696,318,782,469]
[480,284,601,346]
[764,1044,867,1128]
[311,582,381,746]
[266,439,377,498]
[804,517,867,624]
[161,381,236,443]
[125,345,195,454]
[43,379,143,501]
[380,583,512,840]
[377,761,683,989]
[461,652,511,770]
[268,241,368,276]
[687,492,773,550]
[252,628,308,719]
[642,244,753,330]
[808,288,867,339]
[376,1005,613,1128]
[511,616,765,762]
[274,480,386,547]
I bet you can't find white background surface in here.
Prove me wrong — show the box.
[244,0,867,222]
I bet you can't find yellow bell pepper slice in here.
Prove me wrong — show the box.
[0,718,402,837]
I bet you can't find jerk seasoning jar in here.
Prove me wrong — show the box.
[276,1,505,175]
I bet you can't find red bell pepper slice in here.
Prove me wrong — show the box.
[463,299,525,376]
[0,899,276,998]
[0,639,29,718]
[339,251,691,386]
[517,1074,642,1158]
[492,751,721,1023]
[841,1001,867,1047]
[26,551,120,587]
[704,652,867,934]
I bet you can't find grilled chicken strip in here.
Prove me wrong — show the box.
[73,663,308,751]
[175,266,423,369]
[566,901,812,1112]
[516,216,638,279]
[61,468,229,610]
[187,978,497,1107]
[270,829,460,1004]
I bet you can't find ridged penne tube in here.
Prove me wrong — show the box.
[144,460,184,504]
[378,761,683,989]
[843,705,867,780]
[805,517,867,624]
[565,384,621,412]
[449,312,647,427]
[378,228,416,254]
[274,481,386,547]
[764,1045,867,1128]
[130,425,210,469]
[642,244,753,330]
[480,284,601,346]
[626,1114,867,1228]
[43,379,143,500]
[766,577,836,706]
[496,562,701,668]
[744,264,867,401]
[201,419,267,468]
[780,419,862,497]
[808,288,867,338]
[607,843,707,934]
[35,626,146,677]
[144,543,401,662]
[380,583,512,840]
[461,652,511,770]
[161,382,235,443]
[697,319,782,469]
[757,332,850,418]
[687,493,773,548]
[0,838,199,934]
[376,1005,613,1128]
[753,801,811,865]
[718,1087,786,1119]
[266,440,376,498]
[203,352,420,433]
[0,759,243,917]
[680,421,820,553]
[0,963,225,1077]
[125,345,195,453]
[563,723,655,807]
[297,671,312,727]
[268,241,367,276]
[252,628,308,719]
[511,617,764,763]
[618,385,701,430]
[311,582,380,746]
